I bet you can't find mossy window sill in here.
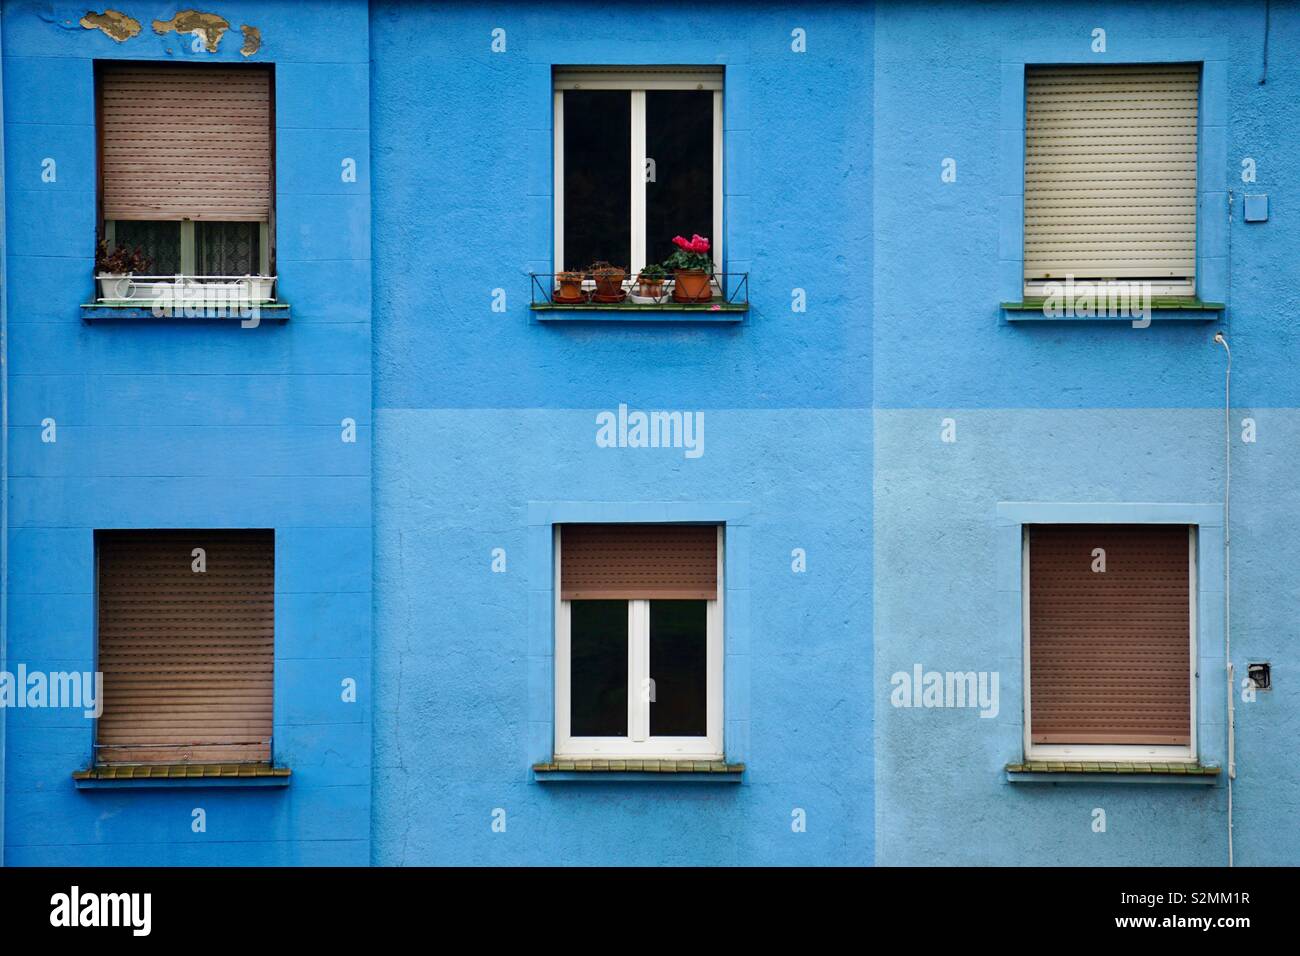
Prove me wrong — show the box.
[1001,299,1224,322]
[531,301,746,322]
[81,302,290,322]
[73,763,292,789]
[533,759,745,782]
[1005,761,1220,785]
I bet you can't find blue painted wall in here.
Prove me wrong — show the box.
[1,0,372,865]
[873,0,1300,865]
[0,1,8,866]
[368,1,874,864]
[4,0,1295,867]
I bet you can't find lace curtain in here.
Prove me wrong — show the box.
[108,221,262,276]
[112,220,181,275]
[197,221,261,276]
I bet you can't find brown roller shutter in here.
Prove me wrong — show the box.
[96,530,274,765]
[561,524,717,600]
[1028,524,1191,745]
[99,65,272,221]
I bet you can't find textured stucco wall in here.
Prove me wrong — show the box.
[874,0,1300,411]
[373,409,870,864]
[1,0,373,864]
[875,410,1229,865]
[873,0,1300,865]
[370,1,872,413]
[369,1,874,864]
[4,0,1296,868]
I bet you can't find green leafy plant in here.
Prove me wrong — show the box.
[95,239,152,274]
[638,263,667,279]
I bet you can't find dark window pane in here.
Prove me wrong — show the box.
[197,221,261,276]
[111,220,180,275]
[645,91,713,267]
[570,600,628,737]
[650,600,708,737]
[563,90,630,272]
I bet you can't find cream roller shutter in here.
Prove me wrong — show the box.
[99,65,273,221]
[553,66,723,90]
[1024,64,1199,283]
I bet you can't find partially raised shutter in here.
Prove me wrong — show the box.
[561,524,717,600]
[1024,64,1198,283]
[100,65,272,221]
[553,66,724,90]
[1028,524,1191,745]
[96,530,274,765]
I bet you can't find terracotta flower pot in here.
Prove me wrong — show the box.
[638,277,665,298]
[556,274,584,299]
[673,269,712,302]
[593,270,627,297]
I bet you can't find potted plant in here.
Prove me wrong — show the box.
[589,260,627,300]
[555,270,585,301]
[637,263,667,298]
[95,240,152,300]
[665,234,713,302]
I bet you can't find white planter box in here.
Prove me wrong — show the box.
[97,274,154,301]
[96,274,277,305]
[240,276,276,303]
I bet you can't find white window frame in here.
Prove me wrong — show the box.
[1022,525,1197,763]
[554,524,724,759]
[552,69,724,278]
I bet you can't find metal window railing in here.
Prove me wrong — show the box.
[530,272,748,308]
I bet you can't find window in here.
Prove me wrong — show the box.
[555,524,723,758]
[553,67,723,276]
[1023,64,1199,297]
[95,530,274,765]
[1024,524,1195,762]
[97,65,274,283]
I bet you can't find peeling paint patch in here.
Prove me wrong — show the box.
[152,10,230,53]
[240,25,262,58]
[80,10,142,42]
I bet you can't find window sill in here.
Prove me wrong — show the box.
[531,301,746,322]
[1000,299,1224,323]
[81,302,290,323]
[73,763,292,790]
[532,759,745,783]
[1005,761,1220,786]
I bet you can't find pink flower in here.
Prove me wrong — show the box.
[672,233,711,254]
